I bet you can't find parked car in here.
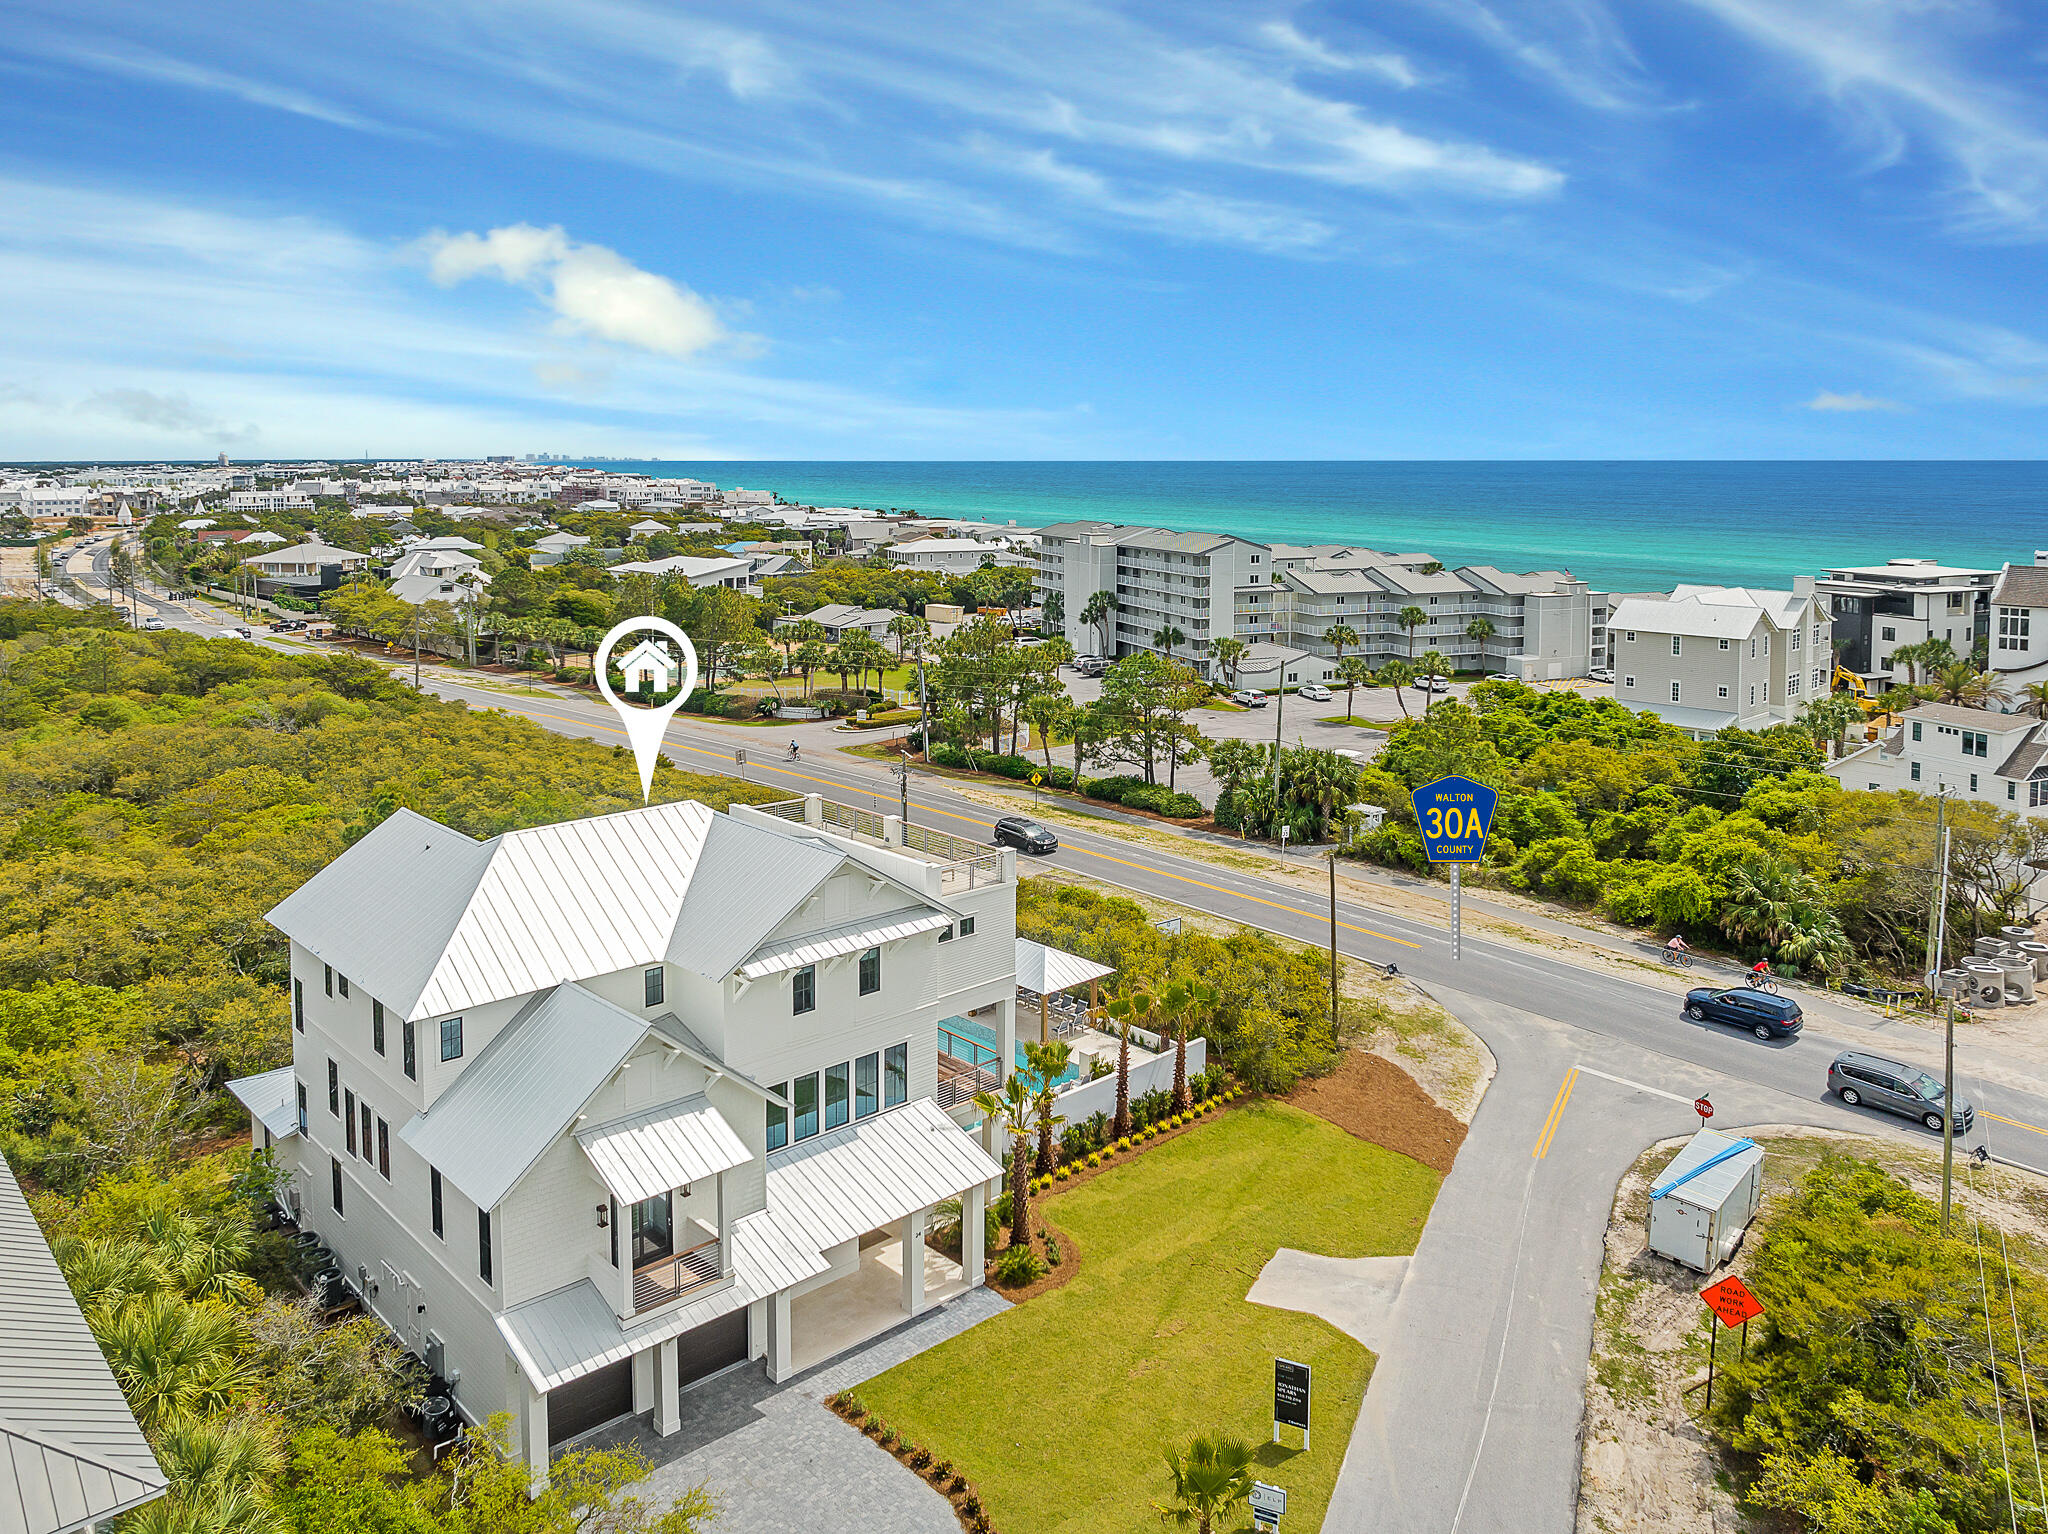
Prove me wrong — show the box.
[1230,689,1269,708]
[1417,676,1449,693]
[272,618,308,632]
[141,615,165,631]
[226,625,255,640]
[1683,986,1804,1039]
[1828,1050,1975,1134]
[1588,666,1616,683]
[1074,656,1108,678]
[993,815,1058,855]
[1297,683,1332,702]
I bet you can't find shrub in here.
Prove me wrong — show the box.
[992,1243,1047,1286]
[878,1427,898,1450]
[1086,1152,1101,1168]
[863,1417,884,1438]
[1054,1165,1070,1181]
[960,1493,983,1518]
[1045,1231,1063,1267]
[908,1445,932,1471]
[1117,1136,1132,1152]
[1082,774,1148,803]
[948,1473,968,1495]
[931,1460,953,1484]
[928,743,970,768]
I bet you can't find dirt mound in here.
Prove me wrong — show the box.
[1286,1049,1467,1173]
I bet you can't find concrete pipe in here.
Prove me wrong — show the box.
[2019,941,2048,980]
[1975,977,2008,1009]
[2001,924,2036,943]
[1936,968,1972,999]
[1976,937,2017,959]
[2000,957,2037,1003]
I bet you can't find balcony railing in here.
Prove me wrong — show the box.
[632,1237,723,1312]
[754,797,1009,891]
[937,1055,1001,1111]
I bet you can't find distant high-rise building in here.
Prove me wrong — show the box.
[217,451,229,467]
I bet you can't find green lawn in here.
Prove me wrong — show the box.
[857,1102,1441,1534]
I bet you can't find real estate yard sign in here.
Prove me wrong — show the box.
[1411,775,1498,961]
[1251,1481,1289,1532]
[1274,1357,1311,1450]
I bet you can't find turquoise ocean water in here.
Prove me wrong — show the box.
[562,461,2048,593]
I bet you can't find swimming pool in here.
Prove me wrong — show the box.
[939,1016,1079,1086]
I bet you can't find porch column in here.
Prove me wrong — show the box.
[717,1171,732,1277]
[521,1381,551,1492]
[767,1289,793,1382]
[963,1182,985,1289]
[995,995,1017,1086]
[652,1338,682,1437]
[901,1207,927,1317]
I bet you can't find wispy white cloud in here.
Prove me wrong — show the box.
[30,37,398,133]
[1801,388,1904,412]
[1404,0,1657,112]
[1258,20,1421,88]
[1676,0,2048,238]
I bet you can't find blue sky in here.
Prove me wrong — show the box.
[1,0,2045,459]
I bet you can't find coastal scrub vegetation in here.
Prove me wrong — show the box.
[0,602,751,1529]
[1706,1153,2048,1534]
[1336,680,2048,981]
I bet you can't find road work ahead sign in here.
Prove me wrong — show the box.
[1411,775,1498,863]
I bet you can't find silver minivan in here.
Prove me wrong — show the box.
[1828,1050,1975,1134]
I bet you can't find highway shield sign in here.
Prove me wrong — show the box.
[1411,775,1498,863]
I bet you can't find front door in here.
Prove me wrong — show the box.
[632,1192,673,1267]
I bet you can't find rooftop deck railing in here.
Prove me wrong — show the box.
[755,796,1008,890]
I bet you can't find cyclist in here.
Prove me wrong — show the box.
[1751,959,1770,977]
[1664,934,1690,966]
[787,740,801,762]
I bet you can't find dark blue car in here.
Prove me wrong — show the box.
[1684,986,1803,1040]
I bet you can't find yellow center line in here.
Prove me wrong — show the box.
[1983,1111,2048,1139]
[1533,1068,1579,1159]
[455,687,1423,950]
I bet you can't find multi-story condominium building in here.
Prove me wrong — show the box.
[1036,523,1606,681]
[1988,556,2048,698]
[228,796,1012,1483]
[1606,580,1830,735]
[1816,558,1998,683]
[1828,702,2048,815]
[226,489,314,515]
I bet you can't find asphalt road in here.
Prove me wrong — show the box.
[87,540,2048,1532]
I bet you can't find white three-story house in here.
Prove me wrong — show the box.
[229,796,1013,1481]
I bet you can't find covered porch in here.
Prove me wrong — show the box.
[759,1098,1002,1383]
[1015,937,1115,1046]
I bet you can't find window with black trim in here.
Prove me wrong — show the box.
[328,1060,339,1116]
[430,1168,444,1238]
[440,1016,463,1062]
[792,965,815,1015]
[478,1210,493,1285]
[359,1101,372,1162]
[338,974,349,999]
[324,964,333,997]
[766,1084,788,1151]
[884,1042,907,1107]
[294,979,304,1033]
[296,1081,308,1134]
[793,1073,819,1139]
[403,1019,416,1079]
[330,1157,343,1214]
[372,1000,385,1056]
[855,1053,879,1118]
[959,916,975,937]
[825,1061,850,1130]
[377,1118,389,1180]
[859,946,881,996]
[644,966,665,1007]
[344,1090,356,1154]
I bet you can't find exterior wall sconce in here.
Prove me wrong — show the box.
[596,1203,609,1228]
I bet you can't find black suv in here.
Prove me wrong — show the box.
[993,816,1058,855]
[1683,986,1803,1039]
[1829,1051,1975,1134]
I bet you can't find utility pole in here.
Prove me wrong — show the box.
[1327,851,1340,1041]
[899,752,911,826]
[1271,666,1286,804]
[412,609,424,690]
[1925,791,1957,1233]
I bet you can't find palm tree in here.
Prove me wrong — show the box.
[132,1416,283,1534]
[1322,623,1359,664]
[1465,615,1495,668]
[1104,985,1154,1140]
[2024,680,2048,720]
[1023,694,1075,774]
[1335,655,1373,720]
[1155,1436,1255,1534]
[1211,635,1247,691]
[792,639,828,698]
[972,1074,1039,1252]
[1080,589,1118,655]
[1161,980,1215,1112]
[1416,649,1451,706]
[1378,659,1414,719]
[1023,1040,1072,1177]
[1398,605,1428,659]
[1153,624,1186,660]
[1934,663,2009,709]
[886,612,928,662]
[92,1292,251,1433]
[1041,588,1064,633]
[780,617,828,669]
[1799,693,1866,758]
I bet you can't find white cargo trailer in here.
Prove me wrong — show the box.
[1647,1129,1763,1273]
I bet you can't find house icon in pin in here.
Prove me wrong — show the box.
[617,636,679,694]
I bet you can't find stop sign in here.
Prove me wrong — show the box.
[1694,1095,1713,1123]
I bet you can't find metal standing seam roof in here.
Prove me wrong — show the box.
[1014,939,1115,995]
[1608,595,1764,641]
[766,1098,1004,1258]
[399,984,648,1212]
[736,910,955,980]
[664,819,848,981]
[225,1066,299,1142]
[495,1208,828,1391]
[0,1156,167,1534]
[575,1096,752,1205]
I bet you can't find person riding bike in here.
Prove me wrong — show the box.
[787,740,801,762]
[1663,934,1690,966]
[1751,959,1770,976]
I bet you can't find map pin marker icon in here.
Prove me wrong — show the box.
[594,617,700,802]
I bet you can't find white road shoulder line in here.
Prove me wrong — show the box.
[1573,1063,1698,1106]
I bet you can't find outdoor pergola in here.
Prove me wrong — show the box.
[1015,938,1116,1044]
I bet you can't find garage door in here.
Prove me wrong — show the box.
[548,1357,633,1446]
[677,1309,749,1388]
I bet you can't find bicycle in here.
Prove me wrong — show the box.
[1660,948,1693,969]
[1744,971,1781,994]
